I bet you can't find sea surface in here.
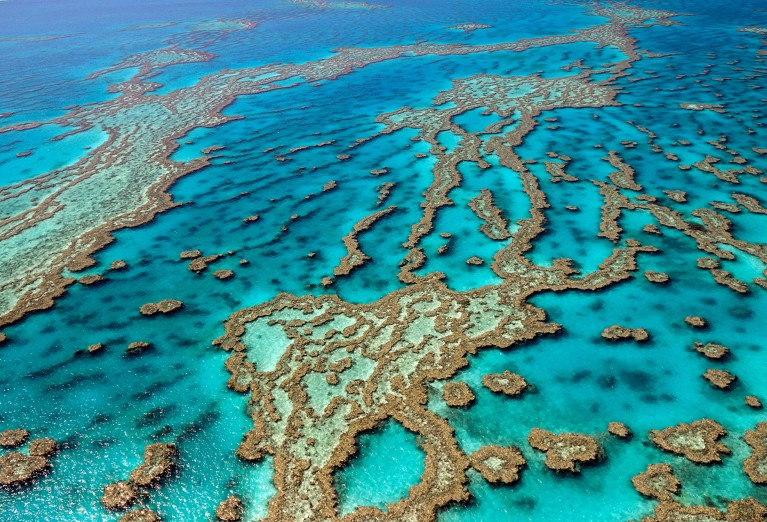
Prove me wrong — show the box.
[1,0,766,521]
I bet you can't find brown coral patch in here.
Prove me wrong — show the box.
[631,463,680,501]
[216,495,245,521]
[638,498,767,522]
[685,316,708,328]
[468,189,511,241]
[644,270,670,284]
[180,250,201,259]
[482,371,527,396]
[442,382,475,408]
[601,325,649,342]
[608,422,632,439]
[663,190,687,203]
[28,438,58,457]
[189,254,224,273]
[110,260,128,270]
[642,224,662,235]
[703,369,737,390]
[744,422,767,484]
[527,428,601,473]
[694,342,729,360]
[127,341,152,353]
[746,396,763,409]
[79,274,104,286]
[0,452,50,489]
[214,269,235,280]
[102,481,139,511]
[119,510,162,522]
[0,429,29,448]
[649,419,730,464]
[129,442,177,487]
[468,445,526,484]
[139,299,184,316]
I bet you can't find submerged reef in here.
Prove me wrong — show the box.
[103,442,177,511]
[482,371,528,397]
[139,299,184,316]
[649,419,730,464]
[527,429,602,473]
[631,463,680,501]
[0,432,58,489]
[743,423,767,485]
[442,382,476,408]
[468,445,526,484]
[216,496,244,521]
[1,0,767,520]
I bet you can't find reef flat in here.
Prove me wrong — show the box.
[1,0,767,520]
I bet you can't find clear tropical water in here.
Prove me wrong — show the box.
[1,0,766,520]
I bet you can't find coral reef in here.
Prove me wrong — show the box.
[0,429,29,448]
[214,269,234,280]
[102,481,140,511]
[482,371,528,396]
[468,445,526,484]
[608,422,632,439]
[694,342,729,359]
[685,316,708,328]
[601,325,650,342]
[649,419,730,464]
[129,443,178,487]
[119,510,162,522]
[703,369,737,390]
[631,463,680,501]
[527,429,601,473]
[103,443,177,511]
[442,382,475,408]
[216,496,244,521]
[743,422,767,485]
[139,299,184,316]
[637,498,767,522]
[0,452,50,489]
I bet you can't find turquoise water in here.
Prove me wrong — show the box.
[1,0,766,520]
